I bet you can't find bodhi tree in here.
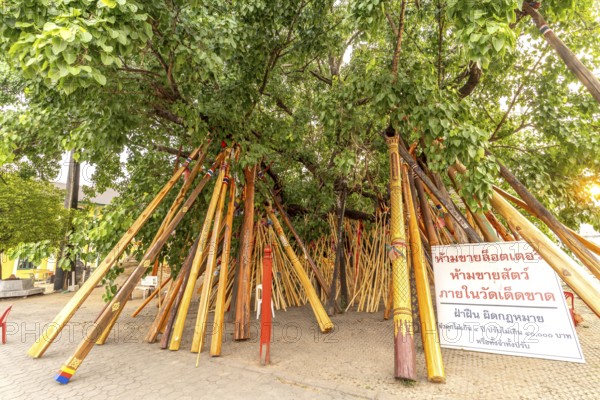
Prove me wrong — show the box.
[0,1,598,282]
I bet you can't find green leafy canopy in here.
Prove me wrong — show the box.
[0,0,598,266]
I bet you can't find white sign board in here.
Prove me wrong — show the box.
[432,241,584,363]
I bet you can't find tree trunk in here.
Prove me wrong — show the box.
[55,150,80,291]
[234,165,257,340]
[328,185,347,315]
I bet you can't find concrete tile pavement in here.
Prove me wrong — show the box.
[0,287,598,400]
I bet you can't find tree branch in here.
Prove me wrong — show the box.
[391,0,408,82]
[309,69,332,86]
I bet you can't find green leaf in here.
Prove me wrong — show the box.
[100,53,113,66]
[92,70,107,85]
[51,37,67,55]
[80,30,93,43]
[63,51,77,65]
[59,28,74,42]
[492,36,505,52]
[100,0,118,8]
[43,22,58,31]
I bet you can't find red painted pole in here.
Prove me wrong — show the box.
[259,245,274,366]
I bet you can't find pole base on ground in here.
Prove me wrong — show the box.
[55,366,75,384]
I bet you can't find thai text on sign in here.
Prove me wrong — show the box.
[432,241,584,363]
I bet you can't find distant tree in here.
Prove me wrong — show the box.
[0,171,67,278]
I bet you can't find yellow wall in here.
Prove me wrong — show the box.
[1,255,15,280]
[0,255,53,280]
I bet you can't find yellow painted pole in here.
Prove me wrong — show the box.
[27,146,203,358]
[192,166,230,355]
[403,166,445,383]
[96,147,212,344]
[265,203,333,333]
[385,134,416,381]
[490,192,600,317]
[452,163,600,317]
[211,177,237,356]
[494,186,600,260]
[169,152,230,351]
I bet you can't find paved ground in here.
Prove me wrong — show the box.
[0,286,598,400]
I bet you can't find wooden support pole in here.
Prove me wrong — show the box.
[395,141,482,243]
[414,175,440,247]
[210,177,237,356]
[491,193,600,317]
[259,245,274,366]
[494,186,600,257]
[385,134,417,381]
[523,2,600,104]
[169,154,230,351]
[97,149,217,344]
[54,151,224,383]
[150,149,208,275]
[494,161,600,279]
[131,277,172,318]
[192,169,230,355]
[447,166,500,242]
[30,146,204,360]
[94,305,125,346]
[404,167,446,383]
[327,185,347,315]
[484,211,515,241]
[271,193,330,296]
[430,172,469,243]
[265,202,333,333]
[147,237,199,344]
[234,165,257,340]
[452,163,600,317]
[159,237,200,348]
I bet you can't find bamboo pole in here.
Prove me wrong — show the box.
[146,236,199,344]
[447,167,500,242]
[395,141,481,243]
[97,150,217,345]
[54,151,225,383]
[493,162,600,279]
[495,186,600,257]
[404,167,445,383]
[30,146,203,359]
[523,2,600,104]
[271,193,330,296]
[385,135,417,381]
[451,163,600,317]
[265,202,333,333]
[158,237,200,348]
[192,168,230,355]
[210,175,237,356]
[234,165,257,340]
[169,153,229,351]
